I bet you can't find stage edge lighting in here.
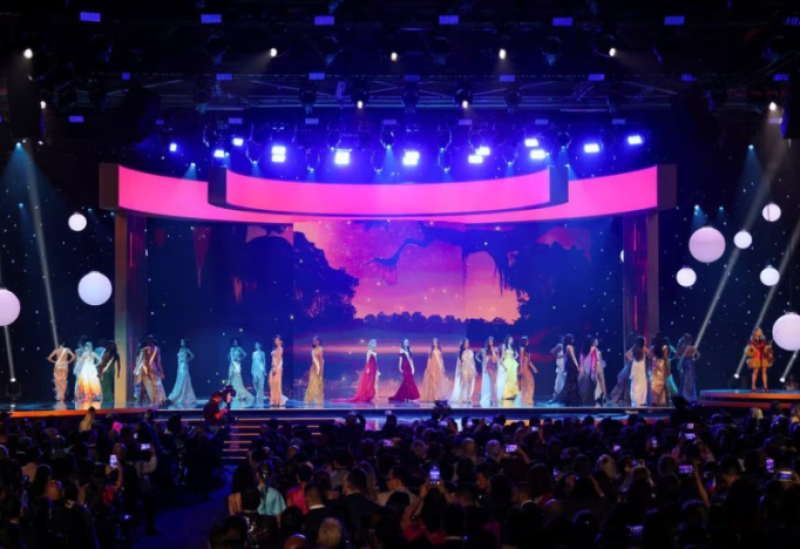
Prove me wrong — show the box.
[334,149,351,166]
[524,138,539,148]
[583,142,601,154]
[468,154,483,164]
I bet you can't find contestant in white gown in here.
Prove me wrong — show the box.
[450,339,476,404]
[252,341,267,405]
[629,336,650,407]
[168,339,197,407]
[228,338,254,407]
[75,342,102,404]
[478,337,500,407]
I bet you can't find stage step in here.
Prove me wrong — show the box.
[220,418,327,464]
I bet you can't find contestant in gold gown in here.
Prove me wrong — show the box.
[269,335,289,406]
[304,337,325,406]
[420,338,449,401]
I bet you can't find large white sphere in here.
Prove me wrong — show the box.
[688,227,726,263]
[762,203,781,222]
[0,289,21,326]
[733,230,752,249]
[78,272,113,306]
[619,250,624,263]
[676,267,697,288]
[760,266,780,287]
[68,213,87,232]
[773,312,800,351]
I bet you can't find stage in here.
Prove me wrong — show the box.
[699,389,800,409]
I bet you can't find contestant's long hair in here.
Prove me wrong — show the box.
[106,340,119,361]
[563,334,574,347]
[633,336,646,362]
[429,338,441,356]
[459,339,470,361]
[503,335,515,352]
[581,335,594,357]
[273,335,283,349]
[312,336,321,348]
[483,336,496,352]
[652,332,667,359]
[230,337,240,347]
[401,339,413,358]
[180,338,191,350]
[520,336,529,356]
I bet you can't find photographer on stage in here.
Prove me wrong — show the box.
[203,389,235,433]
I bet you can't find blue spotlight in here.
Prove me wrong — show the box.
[402,150,420,166]
[168,142,178,153]
[468,154,484,164]
[529,149,547,160]
[190,162,196,167]
[524,137,539,148]
[15,142,21,148]
[694,204,700,211]
[271,145,286,163]
[627,134,644,145]
[213,149,225,159]
[748,144,754,150]
[476,146,491,156]
[333,149,351,166]
[18,203,23,209]
[231,137,244,147]
[583,142,601,154]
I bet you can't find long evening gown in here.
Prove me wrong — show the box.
[269,349,288,406]
[579,352,597,406]
[228,348,254,407]
[53,347,70,402]
[479,348,500,407]
[143,346,167,406]
[133,349,145,401]
[610,361,632,405]
[451,350,476,404]
[168,348,197,407]
[630,356,649,407]
[650,345,669,406]
[593,350,608,405]
[556,346,581,406]
[420,349,448,401]
[501,347,519,401]
[76,352,102,404]
[334,352,378,403]
[519,349,535,405]
[98,351,118,405]
[389,351,420,401]
[680,353,697,401]
[554,349,566,396]
[304,346,325,406]
[252,350,267,405]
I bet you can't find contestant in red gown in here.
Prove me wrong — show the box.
[389,339,420,402]
[334,339,379,403]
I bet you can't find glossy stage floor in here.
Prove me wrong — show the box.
[699,389,800,409]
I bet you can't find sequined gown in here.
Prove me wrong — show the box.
[168,348,197,407]
[143,346,167,406]
[420,349,449,401]
[76,352,102,403]
[501,347,520,401]
[304,346,325,406]
[269,348,288,406]
[650,345,669,406]
[229,347,254,407]
[519,348,535,405]
[251,350,267,405]
[52,347,70,402]
[451,350,476,404]
[479,347,500,407]
[556,345,581,406]
[389,351,420,401]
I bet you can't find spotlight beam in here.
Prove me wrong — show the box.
[780,351,799,384]
[0,262,15,383]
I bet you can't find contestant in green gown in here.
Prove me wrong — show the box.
[99,341,120,405]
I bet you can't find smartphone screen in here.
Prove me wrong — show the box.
[679,464,694,475]
[430,466,441,484]
[109,455,118,468]
[629,525,643,537]
[778,470,793,481]
[140,443,151,451]
[686,423,695,431]
[505,444,517,454]
[612,444,621,452]
[685,433,696,440]
[650,438,658,448]
[766,459,774,473]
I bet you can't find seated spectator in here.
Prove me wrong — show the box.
[256,460,287,516]
[285,462,313,513]
[237,488,278,549]
[304,481,341,543]
[317,517,345,549]
[378,465,416,506]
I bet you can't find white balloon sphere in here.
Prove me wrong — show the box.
[733,230,752,249]
[619,250,624,263]
[762,203,781,222]
[68,213,87,232]
[773,312,800,351]
[688,227,726,263]
[0,289,21,326]
[78,272,113,306]
[676,267,697,288]
[759,266,780,287]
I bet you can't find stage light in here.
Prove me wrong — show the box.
[609,47,617,57]
[213,149,225,159]
[402,150,420,166]
[169,142,178,153]
[380,129,395,149]
[0,289,21,327]
[476,146,491,156]
[461,100,469,109]
[583,142,601,154]
[499,48,507,60]
[391,51,398,61]
[350,81,369,109]
[769,101,778,111]
[524,138,539,148]
[23,48,33,59]
[748,144,754,150]
[232,137,244,147]
[40,100,46,109]
[468,154,484,164]
[269,47,278,58]
[356,100,364,109]
[529,149,547,160]
[306,148,321,172]
[627,134,644,145]
[676,267,697,288]
[763,202,781,222]
[438,150,452,172]
[454,82,473,108]
[271,145,286,163]
[733,230,752,249]
[542,36,562,66]
[774,313,800,351]
[760,265,780,287]
[733,373,740,379]
[556,131,571,149]
[68,213,88,232]
[334,149,351,166]
[78,271,113,306]
[689,226,726,263]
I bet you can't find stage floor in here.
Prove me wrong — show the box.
[699,388,800,409]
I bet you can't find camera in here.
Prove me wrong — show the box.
[220,384,237,404]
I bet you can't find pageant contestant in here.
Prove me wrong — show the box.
[519,336,538,405]
[676,334,701,401]
[269,335,288,407]
[133,342,145,401]
[75,341,102,404]
[500,335,520,402]
[609,332,636,406]
[168,339,197,407]
[745,327,773,392]
[451,338,476,404]
[592,338,608,406]
[304,336,325,406]
[550,340,565,400]
[252,341,267,405]
[226,338,254,407]
[478,336,500,407]
[98,341,121,405]
[389,339,420,402]
[578,336,597,406]
[420,338,449,401]
[334,339,379,403]
[143,336,167,406]
[73,335,88,398]
[556,334,581,406]
[629,336,650,407]
[650,333,670,406]
[47,342,76,403]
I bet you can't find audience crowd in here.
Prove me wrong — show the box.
[211,398,800,549]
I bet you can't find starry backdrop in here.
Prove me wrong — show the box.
[1,120,800,402]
